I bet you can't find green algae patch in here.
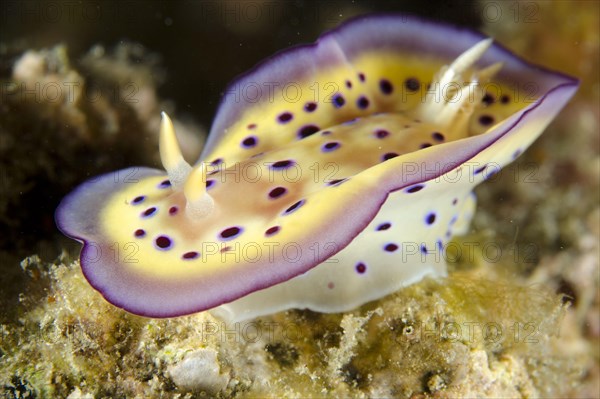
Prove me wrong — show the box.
[305,275,570,397]
[1,257,155,398]
[0,251,592,398]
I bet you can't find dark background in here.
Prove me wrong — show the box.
[1,0,481,125]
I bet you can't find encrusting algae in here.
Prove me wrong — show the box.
[0,253,586,398]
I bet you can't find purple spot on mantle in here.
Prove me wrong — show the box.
[158,180,171,189]
[141,207,157,218]
[405,184,425,193]
[132,195,146,205]
[327,178,347,186]
[242,136,258,148]
[268,186,287,199]
[220,246,231,253]
[384,243,398,252]
[298,125,320,139]
[357,96,369,109]
[322,141,341,152]
[482,93,495,105]
[134,229,146,238]
[219,226,243,241]
[375,129,389,139]
[425,213,436,225]
[182,251,200,260]
[356,262,367,274]
[376,222,391,231]
[479,114,494,126]
[265,226,280,237]
[379,79,393,95]
[332,94,345,108]
[432,132,445,142]
[404,77,420,92]
[169,206,178,215]
[271,160,295,169]
[382,152,399,161]
[304,102,317,112]
[283,199,305,215]
[155,235,173,250]
[277,112,293,123]
[474,165,487,175]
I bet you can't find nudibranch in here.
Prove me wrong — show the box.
[56,15,578,322]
